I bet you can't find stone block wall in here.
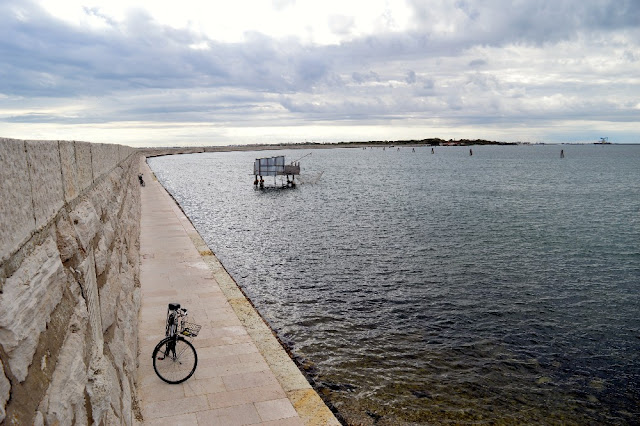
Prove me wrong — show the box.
[0,138,141,425]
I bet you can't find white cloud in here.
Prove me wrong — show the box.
[33,0,413,45]
[1,0,639,145]
[328,14,355,36]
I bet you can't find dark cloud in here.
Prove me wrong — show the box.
[405,70,417,84]
[4,113,98,124]
[407,0,640,48]
[469,59,487,68]
[416,79,436,97]
[352,71,380,84]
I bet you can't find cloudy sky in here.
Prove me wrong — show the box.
[1,0,638,146]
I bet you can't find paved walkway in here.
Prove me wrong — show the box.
[136,160,340,425]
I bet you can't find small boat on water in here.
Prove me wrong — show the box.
[594,137,611,144]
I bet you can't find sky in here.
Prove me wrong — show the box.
[1,0,639,147]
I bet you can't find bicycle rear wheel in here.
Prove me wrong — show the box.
[152,336,198,384]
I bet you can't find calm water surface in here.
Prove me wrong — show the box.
[149,145,640,424]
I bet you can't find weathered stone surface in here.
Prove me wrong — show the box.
[55,213,79,262]
[104,408,120,425]
[118,145,130,164]
[25,140,64,229]
[121,248,130,274]
[80,251,104,353]
[91,143,119,181]
[58,140,79,202]
[110,284,137,379]
[40,301,88,425]
[1,139,140,425]
[99,266,123,333]
[95,237,109,276]
[120,269,136,302]
[107,168,124,218]
[0,358,10,423]
[0,138,35,260]
[0,235,65,381]
[65,267,83,302]
[69,199,100,251]
[123,197,141,268]
[120,374,132,426]
[90,179,109,220]
[86,353,121,425]
[109,325,125,380]
[90,143,108,180]
[103,220,115,252]
[75,142,93,192]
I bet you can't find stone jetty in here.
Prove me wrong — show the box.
[0,138,339,425]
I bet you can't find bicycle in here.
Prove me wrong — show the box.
[152,303,201,384]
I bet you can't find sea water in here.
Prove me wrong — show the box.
[148,144,640,424]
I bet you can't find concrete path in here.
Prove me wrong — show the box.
[135,160,340,426]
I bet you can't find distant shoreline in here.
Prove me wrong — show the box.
[142,138,515,157]
[141,139,631,157]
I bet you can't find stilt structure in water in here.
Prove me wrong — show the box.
[594,137,611,144]
[253,155,301,188]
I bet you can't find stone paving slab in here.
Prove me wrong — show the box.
[136,159,340,426]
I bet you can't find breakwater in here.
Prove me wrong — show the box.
[0,138,141,425]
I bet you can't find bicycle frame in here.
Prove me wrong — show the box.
[161,303,184,359]
[152,302,199,383]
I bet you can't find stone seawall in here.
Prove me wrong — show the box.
[0,138,141,425]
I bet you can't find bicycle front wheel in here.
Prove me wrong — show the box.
[152,336,198,384]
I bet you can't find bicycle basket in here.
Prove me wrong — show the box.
[180,322,202,337]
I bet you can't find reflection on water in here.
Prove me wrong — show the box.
[149,145,640,424]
